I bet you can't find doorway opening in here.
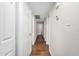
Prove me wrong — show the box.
[36,22,44,36]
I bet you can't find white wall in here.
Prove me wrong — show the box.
[16,2,35,56]
[45,2,79,56]
[32,19,36,44]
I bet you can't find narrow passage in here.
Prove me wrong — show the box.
[30,35,51,56]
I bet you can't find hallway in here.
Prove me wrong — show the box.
[1,2,79,56]
[30,35,50,56]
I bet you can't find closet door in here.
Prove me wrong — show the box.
[0,3,5,56]
[0,2,15,56]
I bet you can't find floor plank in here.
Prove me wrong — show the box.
[30,35,51,56]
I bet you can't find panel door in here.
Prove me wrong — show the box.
[0,2,15,56]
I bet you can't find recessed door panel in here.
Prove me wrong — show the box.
[0,3,15,56]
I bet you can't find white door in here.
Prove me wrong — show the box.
[0,3,15,56]
[36,22,44,35]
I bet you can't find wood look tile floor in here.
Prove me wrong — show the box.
[30,35,51,56]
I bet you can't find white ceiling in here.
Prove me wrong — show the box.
[27,2,55,21]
